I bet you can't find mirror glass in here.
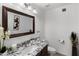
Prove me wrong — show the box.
[8,11,33,34]
[2,6,35,38]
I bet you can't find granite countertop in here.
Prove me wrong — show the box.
[1,39,48,56]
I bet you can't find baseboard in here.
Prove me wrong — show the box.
[56,51,66,56]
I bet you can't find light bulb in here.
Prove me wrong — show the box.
[33,9,37,14]
[28,6,32,10]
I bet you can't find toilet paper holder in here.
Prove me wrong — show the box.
[59,40,64,44]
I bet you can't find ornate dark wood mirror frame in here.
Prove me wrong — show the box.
[2,6,35,38]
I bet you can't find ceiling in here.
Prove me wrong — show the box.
[32,3,70,9]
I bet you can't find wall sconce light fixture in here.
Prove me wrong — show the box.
[19,3,38,14]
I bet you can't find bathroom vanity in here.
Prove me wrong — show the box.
[0,38,48,56]
[36,45,48,56]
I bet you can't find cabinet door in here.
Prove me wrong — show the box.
[36,45,48,56]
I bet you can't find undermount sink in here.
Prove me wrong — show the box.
[14,45,39,56]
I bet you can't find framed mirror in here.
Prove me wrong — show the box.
[2,6,35,38]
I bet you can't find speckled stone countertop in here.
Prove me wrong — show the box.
[1,38,48,56]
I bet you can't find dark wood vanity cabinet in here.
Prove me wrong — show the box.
[36,45,48,56]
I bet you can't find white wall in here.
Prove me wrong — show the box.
[45,4,79,56]
[32,4,46,40]
[0,3,45,47]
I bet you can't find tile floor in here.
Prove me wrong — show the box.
[48,51,65,56]
[53,53,65,56]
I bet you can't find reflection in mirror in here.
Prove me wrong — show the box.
[2,6,35,38]
[8,11,33,34]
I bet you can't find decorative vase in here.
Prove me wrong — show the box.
[70,32,78,56]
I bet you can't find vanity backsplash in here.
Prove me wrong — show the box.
[17,37,40,48]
